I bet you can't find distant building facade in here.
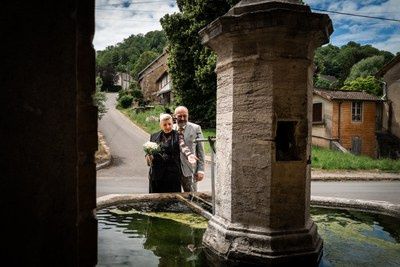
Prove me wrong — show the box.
[156,71,172,105]
[312,89,382,158]
[138,51,173,105]
[115,72,133,90]
[376,55,400,139]
[376,54,400,159]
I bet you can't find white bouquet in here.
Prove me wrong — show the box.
[143,141,161,156]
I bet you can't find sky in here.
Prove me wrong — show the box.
[94,0,400,54]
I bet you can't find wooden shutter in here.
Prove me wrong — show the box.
[313,103,322,122]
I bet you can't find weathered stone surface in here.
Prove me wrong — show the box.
[203,216,322,266]
[200,0,332,265]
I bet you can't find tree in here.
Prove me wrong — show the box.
[131,50,159,79]
[345,55,386,83]
[314,42,394,87]
[96,48,119,89]
[314,75,334,89]
[93,77,108,119]
[314,44,341,76]
[96,30,167,90]
[341,76,382,96]
[161,0,240,126]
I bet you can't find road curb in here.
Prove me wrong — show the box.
[205,156,400,181]
[311,176,400,181]
[96,157,112,171]
[96,193,400,219]
[310,170,400,181]
[311,196,400,218]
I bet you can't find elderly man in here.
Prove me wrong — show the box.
[174,106,205,192]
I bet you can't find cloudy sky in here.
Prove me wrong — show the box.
[94,0,400,54]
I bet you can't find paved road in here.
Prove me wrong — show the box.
[97,93,400,204]
[97,93,150,196]
[311,181,400,204]
[97,93,212,197]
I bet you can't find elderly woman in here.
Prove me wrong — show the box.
[146,113,197,193]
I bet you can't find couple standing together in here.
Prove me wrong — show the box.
[145,106,205,193]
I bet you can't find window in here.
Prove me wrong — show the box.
[352,101,362,122]
[159,73,169,89]
[313,103,323,123]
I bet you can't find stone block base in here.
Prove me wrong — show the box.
[202,216,323,267]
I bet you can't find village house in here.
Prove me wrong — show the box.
[375,54,400,159]
[115,72,133,90]
[137,50,173,105]
[312,89,382,158]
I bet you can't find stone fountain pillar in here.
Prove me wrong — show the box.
[199,0,332,265]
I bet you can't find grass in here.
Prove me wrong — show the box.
[119,105,166,134]
[312,146,400,172]
[119,106,216,154]
[119,106,400,172]
[201,129,216,155]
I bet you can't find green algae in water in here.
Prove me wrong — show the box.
[144,212,208,229]
[98,208,207,267]
[109,207,208,229]
[311,207,400,267]
[98,206,400,267]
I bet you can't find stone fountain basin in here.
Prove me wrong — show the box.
[97,193,400,267]
[97,192,213,218]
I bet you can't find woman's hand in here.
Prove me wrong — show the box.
[145,155,154,166]
[188,154,198,165]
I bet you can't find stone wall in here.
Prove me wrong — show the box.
[199,0,332,263]
[378,56,400,158]
[312,94,334,148]
[382,62,400,138]
[313,95,334,137]
[138,52,168,103]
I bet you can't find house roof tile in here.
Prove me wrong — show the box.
[313,88,382,101]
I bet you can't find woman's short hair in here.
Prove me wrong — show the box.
[159,113,172,122]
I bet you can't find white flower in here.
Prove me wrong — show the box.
[143,141,160,155]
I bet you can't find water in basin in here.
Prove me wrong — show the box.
[98,203,400,266]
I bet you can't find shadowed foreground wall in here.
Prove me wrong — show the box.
[2,1,97,265]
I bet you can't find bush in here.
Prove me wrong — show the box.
[341,75,382,96]
[119,95,134,109]
[314,75,333,89]
[117,89,133,100]
[93,77,108,119]
[131,89,145,106]
[93,88,108,119]
[132,89,143,99]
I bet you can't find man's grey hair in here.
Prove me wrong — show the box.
[174,106,188,114]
